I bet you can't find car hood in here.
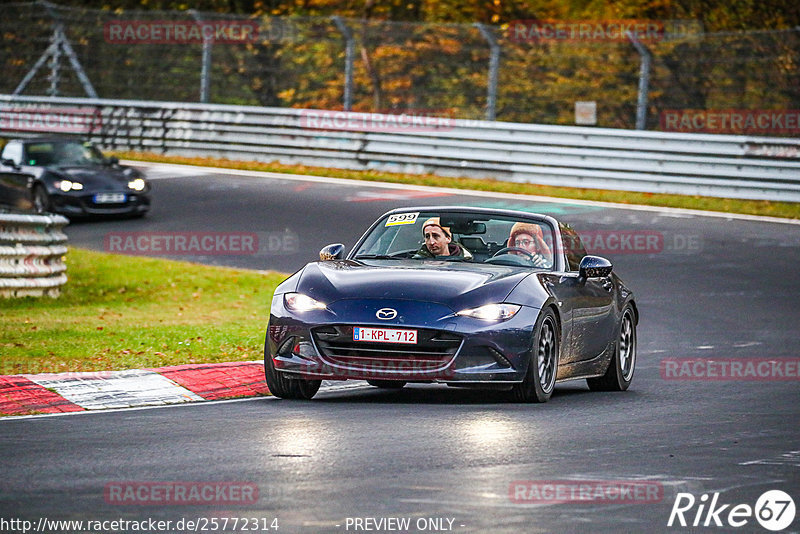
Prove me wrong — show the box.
[35,164,134,188]
[296,259,532,311]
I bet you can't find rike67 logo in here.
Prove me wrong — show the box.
[668,490,795,531]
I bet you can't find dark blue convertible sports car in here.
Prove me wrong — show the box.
[265,206,638,402]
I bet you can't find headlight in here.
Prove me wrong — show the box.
[457,303,521,321]
[284,292,327,312]
[128,178,146,191]
[55,180,83,192]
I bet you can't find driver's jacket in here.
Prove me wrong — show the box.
[413,242,474,260]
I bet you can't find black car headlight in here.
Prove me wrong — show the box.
[456,303,521,321]
[54,180,83,192]
[284,292,327,312]
[127,178,147,191]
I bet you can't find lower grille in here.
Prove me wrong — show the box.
[311,325,461,372]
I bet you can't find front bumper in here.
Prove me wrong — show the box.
[51,190,151,216]
[265,296,539,383]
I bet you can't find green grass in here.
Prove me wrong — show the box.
[1,248,285,374]
[115,151,800,220]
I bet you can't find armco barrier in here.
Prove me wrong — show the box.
[0,211,68,297]
[1,94,799,201]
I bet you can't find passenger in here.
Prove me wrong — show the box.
[414,217,473,260]
[508,222,552,267]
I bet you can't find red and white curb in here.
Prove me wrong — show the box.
[0,361,270,416]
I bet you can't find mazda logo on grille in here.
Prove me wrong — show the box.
[376,308,398,320]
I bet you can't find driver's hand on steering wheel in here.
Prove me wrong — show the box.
[513,250,545,267]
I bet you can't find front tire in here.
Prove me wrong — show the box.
[587,305,636,392]
[264,354,321,400]
[511,308,559,403]
[33,185,51,214]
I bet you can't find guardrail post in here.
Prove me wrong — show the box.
[0,212,69,298]
[474,23,500,121]
[190,10,212,103]
[628,31,651,130]
[332,16,355,111]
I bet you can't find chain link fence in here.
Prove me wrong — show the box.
[1,1,798,133]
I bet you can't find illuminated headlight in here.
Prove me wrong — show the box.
[55,180,83,192]
[457,303,521,321]
[284,292,327,312]
[128,178,146,191]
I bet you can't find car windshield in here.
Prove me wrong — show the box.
[24,141,105,166]
[353,211,555,269]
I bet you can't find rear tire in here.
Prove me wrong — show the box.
[366,380,406,389]
[264,354,321,400]
[587,305,636,392]
[511,308,559,403]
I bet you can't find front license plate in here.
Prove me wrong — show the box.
[353,327,417,344]
[94,193,126,204]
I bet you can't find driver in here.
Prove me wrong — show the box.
[414,217,473,260]
[508,222,552,267]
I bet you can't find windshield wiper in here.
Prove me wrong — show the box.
[353,254,401,260]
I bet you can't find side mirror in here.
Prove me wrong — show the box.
[106,156,119,166]
[578,255,613,281]
[319,243,345,261]
[1,158,20,170]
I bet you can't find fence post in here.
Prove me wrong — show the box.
[474,23,499,121]
[628,31,651,130]
[48,28,62,96]
[189,10,212,103]
[332,16,355,111]
[14,0,97,98]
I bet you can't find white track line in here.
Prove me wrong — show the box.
[0,382,373,421]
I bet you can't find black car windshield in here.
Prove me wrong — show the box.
[353,211,555,269]
[24,141,105,166]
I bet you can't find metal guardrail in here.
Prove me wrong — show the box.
[0,211,68,298]
[1,94,799,201]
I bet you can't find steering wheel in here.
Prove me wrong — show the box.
[491,246,537,260]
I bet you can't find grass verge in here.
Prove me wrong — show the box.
[116,151,800,220]
[1,248,285,374]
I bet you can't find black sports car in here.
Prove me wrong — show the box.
[265,206,638,402]
[0,137,150,217]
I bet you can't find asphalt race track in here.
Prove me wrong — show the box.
[2,163,799,533]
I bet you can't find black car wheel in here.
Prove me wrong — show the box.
[264,354,321,400]
[33,185,51,214]
[587,305,637,392]
[512,308,559,403]
[366,380,406,389]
